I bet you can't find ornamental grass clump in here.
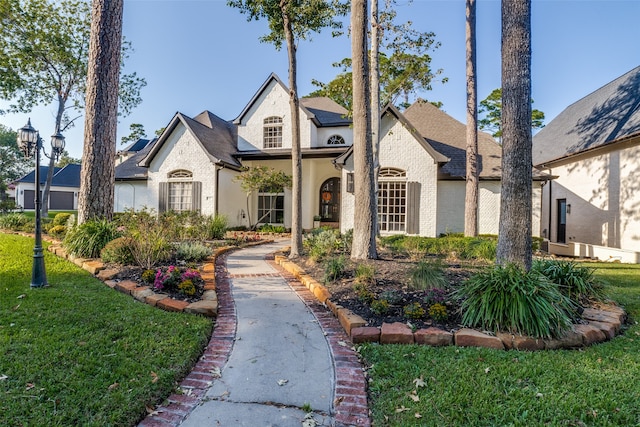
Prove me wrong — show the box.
[409,260,447,290]
[174,241,213,262]
[63,219,121,258]
[533,259,606,305]
[454,264,576,339]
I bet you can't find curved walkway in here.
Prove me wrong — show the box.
[139,241,369,427]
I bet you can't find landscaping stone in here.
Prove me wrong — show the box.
[114,280,138,295]
[185,300,218,317]
[351,327,380,344]
[132,286,155,303]
[544,328,584,350]
[414,327,453,346]
[380,322,414,344]
[574,324,607,345]
[97,268,120,281]
[587,320,617,340]
[82,260,104,275]
[103,280,118,289]
[337,309,366,336]
[313,285,332,304]
[581,308,624,326]
[158,298,189,312]
[454,328,504,349]
[201,290,218,302]
[146,293,168,307]
[72,257,90,268]
[497,332,544,351]
[325,299,342,317]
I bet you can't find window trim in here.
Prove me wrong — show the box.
[263,116,283,149]
[257,191,285,224]
[327,134,346,145]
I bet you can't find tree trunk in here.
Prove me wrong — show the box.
[41,94,67,218]
[281,3,303,258]
[370,0,380,238]
[464,0,479,237]
[350,0,377,260]
[496,0,532,269]
[78,0,123,223]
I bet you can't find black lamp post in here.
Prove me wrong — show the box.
[17,119,65,288]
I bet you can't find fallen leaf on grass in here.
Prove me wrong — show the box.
[484,367,491,374]
[395,405,410,413]
[277,379,288,386]
[17,294,26,299]
[25,383,35,391]
[407,390,420,402]
[415,413,422,419]
[108,382,119,390]
[413,376,426,388]
[11,304,20,311]
[145,405,160,416]
[0,374,8,381]
[150,371,158,383]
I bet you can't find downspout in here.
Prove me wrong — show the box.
[547,170,552,242]
[215,164,224,216]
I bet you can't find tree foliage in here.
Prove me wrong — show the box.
[55,150,81,167]
[479,88,544,140]
[234,166,292,229]
[0,123,30,187]
[308,0,446,111]
[120,123,146,146]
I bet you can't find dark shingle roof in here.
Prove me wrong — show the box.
[17,164,81,187]
[533,65,640,166]
[403,100,503,179]
[300,97,351,127]
[115,139,156,180]
[17,166,59,185]
[122,138,150,153]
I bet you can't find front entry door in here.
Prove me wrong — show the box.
[557,199,567,243]
[319,178,340,222]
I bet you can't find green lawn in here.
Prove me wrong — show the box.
[0,233,213,426]
[360,262,640,426]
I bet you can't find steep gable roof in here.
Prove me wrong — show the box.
[403,100,503,179]
[115,139,156,180]
[233,73,329,127]
[299,97,351,126]
[139,111,241,169]
[534,65,640,166]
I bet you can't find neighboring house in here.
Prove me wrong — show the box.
[533,65,640,262]
[115,73,544,236]
[14,163,81,210]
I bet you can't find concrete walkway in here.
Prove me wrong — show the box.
[180,242,335,426]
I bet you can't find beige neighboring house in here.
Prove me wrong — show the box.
[533,65,640,263]
[114,73,544,236]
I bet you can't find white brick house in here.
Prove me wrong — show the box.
[534,66,640,262]
[115,73,544,237]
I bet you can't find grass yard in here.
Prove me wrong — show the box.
[0,233,213,426]
[360,262,640,427]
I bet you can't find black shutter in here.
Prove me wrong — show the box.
[406,181,421,234]
[192,181,202,212]
[159,182,168,213]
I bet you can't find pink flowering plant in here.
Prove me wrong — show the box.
[152,265,203,296]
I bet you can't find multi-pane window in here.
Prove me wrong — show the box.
[327,135,345,145]
[263,116,283,148]
[168,170,193,212]
[378,168,406,233]
[258,192,285,223]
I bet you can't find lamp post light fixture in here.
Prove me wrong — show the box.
[17,119,65,288]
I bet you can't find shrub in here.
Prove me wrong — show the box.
[64,219,121,258]
[371,299,390,315]
[354,263,376,286]
[141,269,156,284]
[323,255,346,283]
[117,208,172,269]
[428,303,448,322]
[203,214,228,240]
[354,282,375,303]
[423,287,449,305]
[178,279,196,296]
[533,259,605,305]
[409,260,447,290]
[47,224,67,239]
[257,223,286,233]
[454,264,576,339]
[174,241,213,262]
[379,290,403,305]
[100,237,135,265]
[153,266,202,294]
[0,213,31,230]
[52,212,72,226]
[305,228,342,261]
[403,302,426,320]
[460,238,497,261]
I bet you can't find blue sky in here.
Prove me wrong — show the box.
[2,0,639,159]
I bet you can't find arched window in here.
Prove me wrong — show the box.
[378,168,407,233]
[319,177,340,222]
[263,116,283,148]
[165,170,197,212]
[327,135,345,145]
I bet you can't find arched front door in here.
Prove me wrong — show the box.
[319,177,340,222]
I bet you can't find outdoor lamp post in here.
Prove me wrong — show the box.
[17,119,65,288]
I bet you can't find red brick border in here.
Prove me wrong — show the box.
[138,252,236,427]
[268,256,371,427]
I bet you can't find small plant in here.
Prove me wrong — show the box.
[257,223,286,233]
[47,224,67,239]
[0,212,31,230]
[403,302,426,320]
[409,260,447,290]
[323,255,346,283]
[354,263,376,286]
[370,299,390,315]
[178,279,196,296]
[423,287,449,305]
[64,219,121,258]
[52,212,72,227]
[353,282,375,303]
[153,266,203,295]
[305,228,342,261]
[203,214,228,240]
[533,259,605,305]
[301,402,312,413]
[174,241,213,262]
[428,303,448,322]
[100,236,135,265]
[141,269,156,284]
[454,264,576,339]
[379,290,403,305]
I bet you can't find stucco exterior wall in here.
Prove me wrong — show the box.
[236,80,313,151]
[217,168,246,227]
[540,143,640,253]
[147,124,218,215]
[115,181,149,212]
[316,127,353,148]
